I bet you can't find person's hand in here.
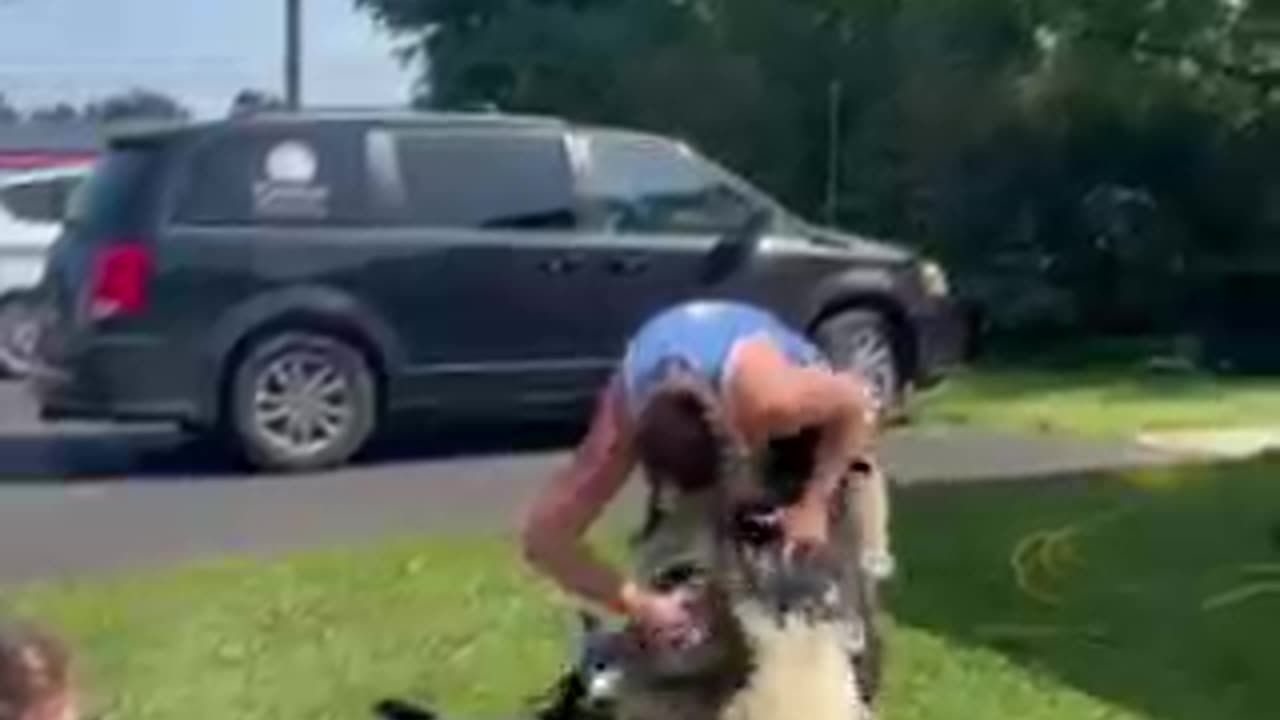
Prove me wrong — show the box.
[622,584,699,651]
[781,492,833,546]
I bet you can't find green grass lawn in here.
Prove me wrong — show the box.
[912,365,1280,437]
[9,459,1280,720]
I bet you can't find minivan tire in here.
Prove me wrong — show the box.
[813,308,904,418]
[229,332,377,473]
[0,291,41,378]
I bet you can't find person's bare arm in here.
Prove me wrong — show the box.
[726,339,879,548]
[521,375,641,614]
[732,339,878,488]
[807,368,878,497]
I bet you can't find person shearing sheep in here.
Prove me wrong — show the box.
[522,299,895,711]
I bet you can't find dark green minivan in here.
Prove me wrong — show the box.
[32,110,969,472]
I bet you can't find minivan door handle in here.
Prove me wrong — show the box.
[540,252,586,276]
[607,255,649,277]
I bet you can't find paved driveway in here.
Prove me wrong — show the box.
[0,382,1179,586]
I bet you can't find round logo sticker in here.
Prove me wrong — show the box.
[264,141,318,185]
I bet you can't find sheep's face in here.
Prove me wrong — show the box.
[612,565,751,686]
[727,528,850,626]
[596,511,863,720]
[622,504,853,681]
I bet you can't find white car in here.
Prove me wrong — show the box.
[0,164,92,375]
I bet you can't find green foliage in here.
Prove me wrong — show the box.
[0,93,18,124]
[84,88,190,123]
[355,0,1280,336]
[913,362,1280,436]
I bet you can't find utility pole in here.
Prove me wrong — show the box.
[285,0,302,110]
[824,79,843,226]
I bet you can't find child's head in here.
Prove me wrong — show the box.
[0,622,76,720]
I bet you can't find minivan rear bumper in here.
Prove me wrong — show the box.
[31,334,199,424]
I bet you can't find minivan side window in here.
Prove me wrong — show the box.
[578,133,757,235]
[385,131,576,230]
[174,129,364,226]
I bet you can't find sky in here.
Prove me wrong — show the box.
[0,0,417,118]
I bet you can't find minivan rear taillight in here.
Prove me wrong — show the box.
[89,241,152,320]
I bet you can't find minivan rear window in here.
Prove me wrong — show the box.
[67,146,164,239]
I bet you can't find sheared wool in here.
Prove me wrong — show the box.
[718,602,868,720]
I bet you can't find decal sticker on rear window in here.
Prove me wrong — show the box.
[253,140,330,220]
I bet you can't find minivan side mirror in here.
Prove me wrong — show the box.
[701,206,772,285]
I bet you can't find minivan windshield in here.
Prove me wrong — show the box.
[681,146,807,234]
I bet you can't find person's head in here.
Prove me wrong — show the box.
[632,367,727,494]
[0,622,76,720]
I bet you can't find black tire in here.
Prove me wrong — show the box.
[813,308,905,417]
[228,332,377,472]
[0,292,40,379]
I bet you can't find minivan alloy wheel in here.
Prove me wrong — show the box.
[230,332,377,472]
[813,309,903,416]
[253,350,354,457]
[844,325,898,409]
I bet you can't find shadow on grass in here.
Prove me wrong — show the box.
[887,457,1280,720]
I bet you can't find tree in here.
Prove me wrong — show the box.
[83,88,190,123]
[353,0,1280,338]
[229,89,287,117]
[0,93,18,124]
[27,102,79,123]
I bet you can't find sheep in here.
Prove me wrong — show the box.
[586,517,876,720]
[373,494,878,720]
[374,391,886,720]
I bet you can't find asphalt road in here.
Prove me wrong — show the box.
[0,382,1178,587]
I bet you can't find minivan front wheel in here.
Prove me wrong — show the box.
[813,308,904,418]
[230,333,376,472]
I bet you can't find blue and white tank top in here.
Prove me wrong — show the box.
[620,300,826,416]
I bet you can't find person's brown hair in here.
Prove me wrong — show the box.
[0,621,73,720]
[632,369,730,495]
